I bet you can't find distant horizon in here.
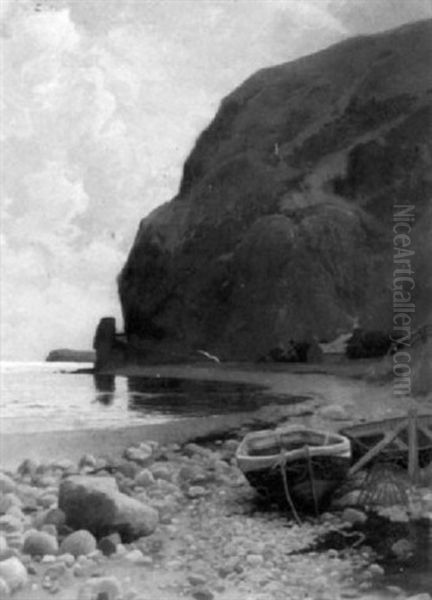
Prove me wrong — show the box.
[2,0,431,361]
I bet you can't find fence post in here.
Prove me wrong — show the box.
[408,407,419,483]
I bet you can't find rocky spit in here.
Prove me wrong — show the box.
[0,435,430,600]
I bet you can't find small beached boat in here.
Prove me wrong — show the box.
[236,426,351,514]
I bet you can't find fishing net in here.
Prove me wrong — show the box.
[357,462,410,508]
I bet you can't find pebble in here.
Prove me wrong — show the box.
[124,445,153,466]
[60,530,97,558]
[0,494,22,514]
[134,469,155,488]
[191,588,214,600]
[41,524,58,537]
[5,506,24,521]
[98,534,121,557]
[0,577,10,599]
[77,575,123,600]
[187,486,208,498]
[17,459,40,479]
[23,531,59,557]
[0,476,15,496]
[58,553,75,567]
[246,554,264,567]
[341,508,367,525]
[150,464,173,482]
[125,549,147,564]
[0,515,23,535]
[183,443,212,458]
[40,554,57,564]
[368,563,385,576]
[78,454,97,470]
[44,508,66,528]
[0,557,28,591]
[38,493,57,509]
[391,537,414,559]
[187,573,207,586]
[0,539,9,562]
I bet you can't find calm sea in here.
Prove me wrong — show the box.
[0,361,281,434]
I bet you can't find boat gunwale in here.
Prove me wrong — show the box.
[236,427,351,471]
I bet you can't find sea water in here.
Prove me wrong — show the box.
[0,361,288,434]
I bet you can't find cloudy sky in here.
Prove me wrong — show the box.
[1,0,431,360]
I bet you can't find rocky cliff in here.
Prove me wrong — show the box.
[119,19,432,361]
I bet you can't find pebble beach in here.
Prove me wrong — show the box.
[1,364,431,600]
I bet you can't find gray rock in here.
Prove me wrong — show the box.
[0,516,23,535]
[0,557,28,592]
[0,494,21,514]
[134,469,155,488]
[41,524,57,538]
[406,595,432,600]
[17,459,40,479]
[78,454,97,470]
[97,533,121,557]
[0,576,10,599]
[187,486,208,499]
[191,588,214,600]
[59,476,158,541]
[319,405,351,421]
[341,508,368,525]
[23,531,58,557]
[0,539,9,562]
[59,530,97,558]
[0,476,15,496]
[246,554,264,567]
[391,538,414,559]
[178,465,209,486]
[77,575,122,600]
[124,549,147,563]
[368,563,385,576]
[150,464,173,482]
[124,444,153,466]
[187,573,207,586]
[44,508,66,528]
[38,493,57,509]
[183,444,212,458]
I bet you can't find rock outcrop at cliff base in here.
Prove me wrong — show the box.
[119,19,432,361]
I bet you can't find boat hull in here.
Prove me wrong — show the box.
[244,455,351,512]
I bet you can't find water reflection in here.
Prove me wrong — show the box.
[126,376,265,416]
[93,373,115,406]
[90,373,308,419]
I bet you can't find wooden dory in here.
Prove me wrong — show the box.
[236,426,351,513]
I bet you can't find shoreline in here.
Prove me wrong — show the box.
[3,360,430,471]
[1,362,431,599]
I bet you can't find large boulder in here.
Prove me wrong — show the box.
[58,476,158,542]
[118,19,432,362]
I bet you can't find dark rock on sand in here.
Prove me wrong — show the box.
[118,19,432,362]
[45,349,95,363]
[59,476,158,541]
